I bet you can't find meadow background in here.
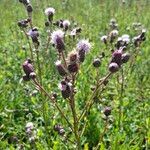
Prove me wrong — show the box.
[0,0,150,149]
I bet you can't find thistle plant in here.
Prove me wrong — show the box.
[17,1,146,149]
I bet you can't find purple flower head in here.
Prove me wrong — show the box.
[62,20,70,30]
[51,30,64,45]
[51,30,65,52]
[77,39,91,53]
[22,59,34,76]
[45,7,55,16]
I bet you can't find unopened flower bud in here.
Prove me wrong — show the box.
[29,72,36,79]
[78,49,85,62]
[109,62,119,73]
[55,60,67,76]
[59,81,72,99]
[121,53,130,63]
[22,60,34,76]
[23,75,30,81]
[26,4,33,13]
[67,63,79,73]
[104,107,111,116]
[93,58,101,68]
[111,50,122,66]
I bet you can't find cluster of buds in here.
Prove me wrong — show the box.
[54,19,71,31]
[19,0,33,17]
[25,122,37,143]
[132,29,146,47]
[109,18,118,29]
[59,80,72,99]
[27,27,40,48]
[54,124,65,136]
[109,49,130,73]
[115,34,130,49]
[22,59,36,81]
[18,19,30,28]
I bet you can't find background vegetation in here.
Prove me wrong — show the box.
[0,0,150,149]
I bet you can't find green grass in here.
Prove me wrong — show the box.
[0,0,150,149]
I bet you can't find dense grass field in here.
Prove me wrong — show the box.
[0,0,150,149]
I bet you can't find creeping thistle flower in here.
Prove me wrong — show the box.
[45,7,55,22]
[28,27,40,48]
[51,30,65,52]
[55,60,67,76]
[62,20,70,31]
[77,39,91,53]
[121,34,130,44]
[101,35,108,44]
[77,39,91,63]
[109,30,119,43]
[45,7,55,16]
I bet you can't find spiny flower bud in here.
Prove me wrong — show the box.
[111,50,122,66]
[121,53,130,63]
[29,72,36,79]
[67,63,79,73]
[55,60,67,76]
[109,62,119,73]
[59,80,72,99]
[22,59,34,76]
[26,4,33,13]
[103,107,111,116]
[93,58,101,68]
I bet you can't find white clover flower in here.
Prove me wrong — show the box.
[63,20,70,28]
[101,35,108,42]
[77,39,91,53]
[45,7,55,16]
[51,30,64,45]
